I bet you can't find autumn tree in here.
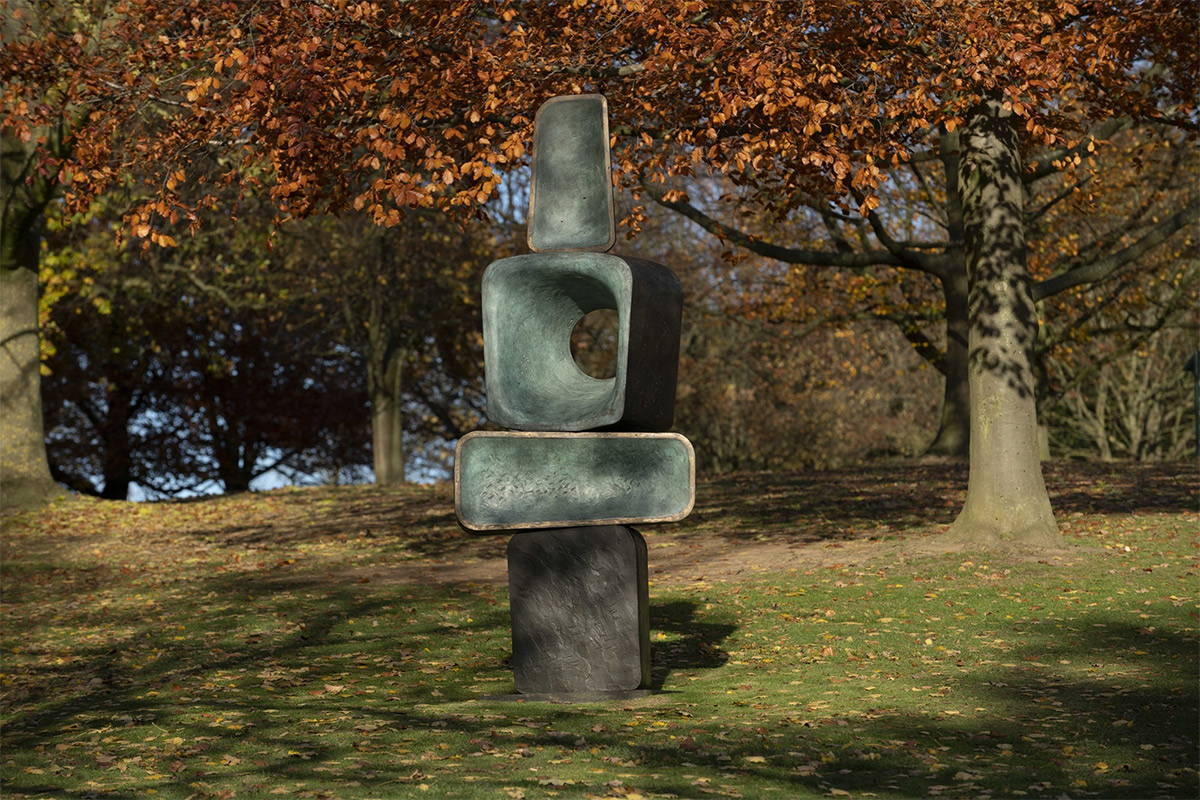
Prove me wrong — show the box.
[1030,127,1199,456]
[1,3,71,505]
[653,122,1198,460]
[4,0,1196,547]
[593,188,938,472]
[38,205,170,500]
[2,0,126,506]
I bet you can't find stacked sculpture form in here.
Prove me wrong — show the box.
[455,94,695,698]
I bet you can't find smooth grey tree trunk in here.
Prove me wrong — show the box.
[370,346,406,485]
[2,133,62,507]
[923,132,971,458]
[947,99,1063,549]
[1,265,59,508]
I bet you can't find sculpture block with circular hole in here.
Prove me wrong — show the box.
[482,251,682,432]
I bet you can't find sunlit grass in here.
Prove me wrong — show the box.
[2,466,1196,799]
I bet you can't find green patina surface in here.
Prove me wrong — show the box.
[455,432,694,531]
[481,251,681,432]
[482,251,631,431]
[528,94,614,252]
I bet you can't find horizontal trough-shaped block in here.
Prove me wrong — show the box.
[482,251,682,432]
[454,431,695,532]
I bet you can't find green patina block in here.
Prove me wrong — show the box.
[482,251,682,432]
[454,432,695,532]
[528,94,614,253]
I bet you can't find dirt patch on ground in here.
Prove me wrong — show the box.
[4,460,1192,589]
[310,525,1090,588]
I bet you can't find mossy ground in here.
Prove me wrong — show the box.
[2,462,1196,799]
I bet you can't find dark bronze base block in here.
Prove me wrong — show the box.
[481,689,653,704]
[507,526,650,695]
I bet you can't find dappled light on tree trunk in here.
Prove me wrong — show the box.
[947,99,1061,549]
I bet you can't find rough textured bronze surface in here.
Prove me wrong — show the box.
[528,94,614,253]
[454,432,695,532]
[481,689,652,703]
[507,526,649,694]
[482,252,682,432]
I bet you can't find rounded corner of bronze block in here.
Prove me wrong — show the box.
[537,92,606,112]
[676,491,696,523]
[453,433,477,529]
[456,510,504,536]
[481,257,507,282]
[525,229,543,253]
[453,432,479,464]
[592,218,617,254]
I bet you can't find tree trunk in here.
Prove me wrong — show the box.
[1,265,60,508]
[946,99,1062,549]
[925,270,970,456]
[99,384,134,500]
[370,347,406,485]
[2,133,62,507]
[216,439,255,493]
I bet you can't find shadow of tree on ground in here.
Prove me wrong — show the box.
[3,571,1193,798]
[674,460,1197,546]
[118,460,1199,558]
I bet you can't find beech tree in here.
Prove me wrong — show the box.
[4,1,1196,546]
[644,121,1197,459]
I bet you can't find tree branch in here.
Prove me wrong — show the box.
[876,311,947,374]
[641,181,907,270]
[1024,117,1132,183]
[1027,174,1093,223]
[1034,203,1200,300]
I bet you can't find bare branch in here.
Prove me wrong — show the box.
[875,311,947,374]
[641,181,909,270]
[1035,204,1200,300]
[1027,174,1093,223]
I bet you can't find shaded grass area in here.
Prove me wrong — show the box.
[1,463,1197,799]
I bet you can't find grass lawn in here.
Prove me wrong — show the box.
[1,461,1196,799]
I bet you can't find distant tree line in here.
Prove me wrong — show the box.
[36,149,1196,500]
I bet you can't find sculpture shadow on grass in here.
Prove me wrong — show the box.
[648,599,735,691]
[602,615,1197,799]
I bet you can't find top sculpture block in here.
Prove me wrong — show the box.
[528,94,615,253]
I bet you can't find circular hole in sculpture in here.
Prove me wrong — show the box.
[570,308,618,379]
